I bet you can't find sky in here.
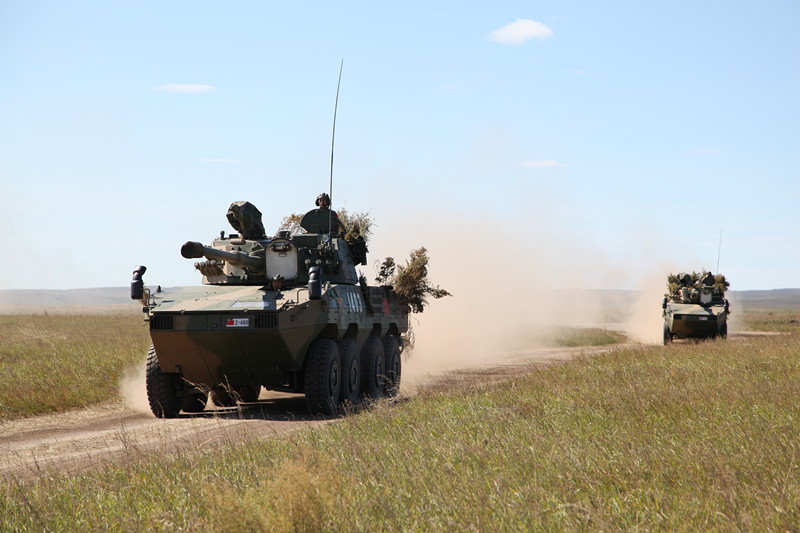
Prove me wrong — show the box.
[1,0,799,292]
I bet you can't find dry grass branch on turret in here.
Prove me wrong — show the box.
[336,208,373,244]
[378,247,451,314]
[277,213,303,236]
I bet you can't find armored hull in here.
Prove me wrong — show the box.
[663,302,728,343]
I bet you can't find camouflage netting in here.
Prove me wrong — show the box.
[376,247,452,313]
[666,270,730,299]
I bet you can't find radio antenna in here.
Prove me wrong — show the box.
[716,228,722,274]
[329,60,343,235]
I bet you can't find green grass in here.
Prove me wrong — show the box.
[2,315,800,531]
[548,326,628,347]
[742,309,800,333]
[0,314,149,419]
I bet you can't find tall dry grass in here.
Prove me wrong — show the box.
[2,314,799,531]
[0,314,149,419]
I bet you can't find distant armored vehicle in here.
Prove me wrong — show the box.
[662,271,730,344]
[131,201,408,417]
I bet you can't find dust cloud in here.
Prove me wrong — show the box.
[367,209,669,385]
[118,364,151,413]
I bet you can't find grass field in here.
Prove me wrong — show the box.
[1,311,799,530]
[0,314,150,419]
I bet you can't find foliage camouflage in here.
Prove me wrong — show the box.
[666,270,730,299]
[381,247,452,314]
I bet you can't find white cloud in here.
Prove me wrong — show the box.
[522,160,567,168]
[154,84,216,93]
[488,19,554,45]
[688,148,722,154]
[198,158,240,163]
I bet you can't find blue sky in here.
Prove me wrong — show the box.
[1,1,798,291]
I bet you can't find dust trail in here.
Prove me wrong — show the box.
[623,272,669,344]
[118,364,151,413]
[366,209,665,384]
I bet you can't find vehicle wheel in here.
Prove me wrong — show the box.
[304,338,341,416]
[360,335,385,400]
[338,338,360,406]
[719,322,728,339]
[211,385,237,407]
[383,335,402,398]
[181,388,208,413]
[145,346,182,418]
[235,384,261,403]
[663,323,673,345]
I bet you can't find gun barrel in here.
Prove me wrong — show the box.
[181,241,263,272]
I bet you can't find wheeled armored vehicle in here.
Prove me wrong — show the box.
[662,271,730,344]
[131,201,409,417]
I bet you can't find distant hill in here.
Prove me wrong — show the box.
[0,287,141,314]
[1,287,799,312]
[0,287,133,307]
[729,288,800,310]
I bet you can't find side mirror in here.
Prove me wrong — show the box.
[131,265,147,301]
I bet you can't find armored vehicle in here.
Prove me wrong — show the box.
[131,201,409,417]
[662,271,730,345]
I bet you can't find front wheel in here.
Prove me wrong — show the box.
[663,323,673,345]
[719,322,728,339]
[145,346,182,418]
[304,338,341,416]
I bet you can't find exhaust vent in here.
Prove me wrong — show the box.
[150,314,174,331]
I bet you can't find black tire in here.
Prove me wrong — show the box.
[211,385,237,407]
[304,338,341,416]
[719,322,728,339]
[145,346,181,418]
[663,323,673,345]
[383,336,402,398]
[181,388,208,413]
[338,338,360,406]
[360,335,385,400]
[235,384,261,403]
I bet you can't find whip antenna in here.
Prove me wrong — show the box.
[329,60,343,235]
[716,229,722,274]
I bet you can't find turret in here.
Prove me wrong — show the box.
[174,201,362,287]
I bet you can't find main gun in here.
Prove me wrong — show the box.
[180,241,264,274]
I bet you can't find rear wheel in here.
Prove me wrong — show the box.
[145,346,181,418]
[360,335,385,400]
[235,384,261,403]
[181,388,208,413]
[211,386,237,407]
[304,338,341,416]
[338,338,360,406]
[383,336,402,398]
[663,323,673,345]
